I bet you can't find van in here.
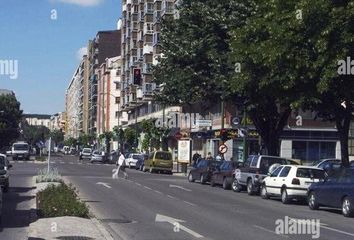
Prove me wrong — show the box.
[12,141,30,160]
[143,151,173,174]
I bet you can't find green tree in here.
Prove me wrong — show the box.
[292,0,354,167]
[153,0,255,105]
[22,122,50,146]
[77,134,95,147]
[0,94,22,150]
[124,128,137,150]
[49,130,64,146]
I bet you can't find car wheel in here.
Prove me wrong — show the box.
[261,184,269,199]
[188,173,195,182]
[308,191,319,210]
[247,179,255,195]
[281,188,290,204]
[200,174,206,184]
[222,178,230,190]
[342,197,354,217]
[232,179,242,192]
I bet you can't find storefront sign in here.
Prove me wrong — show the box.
[178,140,191,164]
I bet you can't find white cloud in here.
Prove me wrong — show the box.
[76,47,87,60]
[54,0,104,7]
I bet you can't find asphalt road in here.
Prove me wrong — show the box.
[46,155,354,240]
[2,155,354,240]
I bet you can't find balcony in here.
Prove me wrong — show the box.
[161,1,174,16]
[144,23,154,35]
[144,3,154,15]
[143,63,153,74]
[153,11,161,23]
[143,44,153,55]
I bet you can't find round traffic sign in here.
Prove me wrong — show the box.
[219,144,228,154]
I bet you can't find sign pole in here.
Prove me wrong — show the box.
[47,137,51,173]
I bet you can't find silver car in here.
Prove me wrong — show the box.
[90,150,106,163]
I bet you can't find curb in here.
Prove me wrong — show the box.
[61,176,116,240]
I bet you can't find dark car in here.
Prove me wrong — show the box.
[308,169,354,217]
[188,159,222,184]
[315,159,342,176]
[0,154,12,192]
[210,161,239,190]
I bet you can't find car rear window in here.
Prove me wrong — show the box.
[132,155,140,159]
[296,168,325,179]
[83,149,91,153]
[155,152,172,160]
[0,156,6,166]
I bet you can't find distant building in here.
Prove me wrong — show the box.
[23,114,51,128]
[0,89,15,96]
[49,112,66,132]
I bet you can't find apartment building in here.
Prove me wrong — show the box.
[87,30,121,135]
[120,0,177,150]
[49,112,66,132]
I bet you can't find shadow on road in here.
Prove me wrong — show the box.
[0,186,36,232]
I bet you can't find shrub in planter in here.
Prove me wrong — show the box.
[37,183,89,218]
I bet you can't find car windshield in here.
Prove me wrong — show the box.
[132,155,140,159]
[155,152,171,160]
[83,149,91,153]
[13,144,28,150]
[296,168,325,179]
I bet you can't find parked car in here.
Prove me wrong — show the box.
[79,148,92,160]
[210,161,239,190]
[308,168,354,217]
[261,165,326,204]
[0,153,12,192]
[136,154,148,171]
[90,150,106,163]
[143,151,173,174]
[11,141,30,160]
[62,146,70,155]
[188,159,223,184]
[6,148,12,157]
[351,161,354,168]
[232,155,296,195]
[314,159,342,176]
[126,153,143,168]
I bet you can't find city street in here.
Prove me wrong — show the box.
[2,156,354,240]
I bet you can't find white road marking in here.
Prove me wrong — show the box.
[155,214,203,238]
[69,162,74,165]
[144,186,152,190]
[96,182,112,189]
[169,184,191,192]
[253,225,289,239]
[154,190,163,195]
[167,194,177,200]
[135,182,142,186]
[183,201,196,206]
[320,226,354,237]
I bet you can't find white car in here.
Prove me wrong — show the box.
[260,165,326,204]
[125,154,142,168]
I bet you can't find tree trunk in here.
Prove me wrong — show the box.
[336,111,351,168]
[250,107,291,157]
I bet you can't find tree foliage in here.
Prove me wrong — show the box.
[0,94,22,150]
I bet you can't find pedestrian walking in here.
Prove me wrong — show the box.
[115,152,128,179]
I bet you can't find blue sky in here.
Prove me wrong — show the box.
[0,0,121,114]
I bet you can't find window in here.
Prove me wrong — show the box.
[244,156,254,167]
[250,156,258,167]
[279,166,291,177]
[271,166,283,177]
[115,97,120,104]
[292,141,336,162]
[296,168,325,179]
[115,83,120,90]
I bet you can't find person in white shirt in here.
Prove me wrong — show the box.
[116,152,128,179]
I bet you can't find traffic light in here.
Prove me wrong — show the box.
[220,128,228,142]
[133,68,142,85]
